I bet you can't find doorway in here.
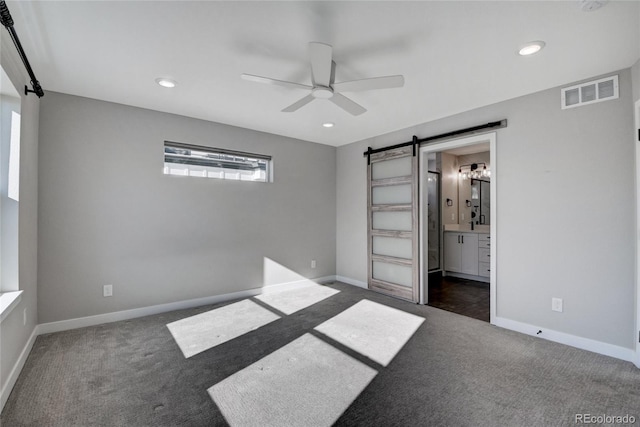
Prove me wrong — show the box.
[419,133,496,324]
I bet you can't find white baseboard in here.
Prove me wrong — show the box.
[493,316,635,363]
[3,277,339,413]
[6,280,636,415]
[1,325,38,412]
[335,275,368,289]
[39,277,334,335]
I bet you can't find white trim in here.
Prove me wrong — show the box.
[635,98,640,368]
[0,290,23,323]
[38,277,335,335]
[418,132,497,323]
[418,151,427,304]
[494,316,635,363]
[0,325,38,411]
[489,136,497,324]
[335,275,368,289]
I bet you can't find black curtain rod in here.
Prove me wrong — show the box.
[363,119,507,159]
[0,1,44,97]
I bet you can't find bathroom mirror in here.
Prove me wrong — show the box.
[471,179,490,225]
[458,178,490,226]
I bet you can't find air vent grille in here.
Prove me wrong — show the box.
[561,75,618,109]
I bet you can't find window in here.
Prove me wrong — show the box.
[1,66,22,318]
[8,111,20,201]
[163,141,271,182]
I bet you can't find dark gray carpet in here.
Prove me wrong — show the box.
[2,281,640,426]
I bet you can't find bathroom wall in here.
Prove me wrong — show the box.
[441,152,458,225]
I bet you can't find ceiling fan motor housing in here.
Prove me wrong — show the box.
[312,86,334,99]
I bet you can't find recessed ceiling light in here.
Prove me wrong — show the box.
[155,78,177,88]
[518,41,545,56]
[322,122,335,128]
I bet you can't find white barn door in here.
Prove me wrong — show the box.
[367,146,419,302]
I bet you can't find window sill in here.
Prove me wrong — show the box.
[0,291,23,323]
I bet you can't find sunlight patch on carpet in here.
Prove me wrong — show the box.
[167,299,280,358]
[209,333,377,427]
[255,283,339,315]
[314,299,424,367]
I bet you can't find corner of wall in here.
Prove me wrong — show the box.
[1,30,40,413]
[632,58,640,102]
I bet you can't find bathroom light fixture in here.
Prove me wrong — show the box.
[458,163,490,180]
[518,41,545,56]
[155,78,177,88]
[322,122,335,128]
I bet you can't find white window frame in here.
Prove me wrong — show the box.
[0,66,23,322]
[163,141,272,183]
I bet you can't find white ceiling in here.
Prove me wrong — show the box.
[7,1,640,147]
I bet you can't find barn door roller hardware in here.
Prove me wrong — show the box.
[363,120,507,160]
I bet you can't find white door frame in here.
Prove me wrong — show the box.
[635,99,640,368]
[419,132,497,324]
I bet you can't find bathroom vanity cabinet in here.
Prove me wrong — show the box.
[478,234,491,278]
[444,231,490,282]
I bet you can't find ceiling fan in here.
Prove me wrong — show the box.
[241,42,405,116]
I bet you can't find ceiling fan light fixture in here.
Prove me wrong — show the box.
[155,77,177,88]
[518,41,545,56]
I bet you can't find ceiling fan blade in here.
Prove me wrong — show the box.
[241,74,312,91]
[333,75,405,93]
[309,42,333,87]
[330,61,336,86]
[282,94,316,112]
[330,93,367,116]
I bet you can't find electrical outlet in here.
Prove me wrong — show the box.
[551,297,563,312]
[311,259,317,269]
[461,213,465,221]
[103,284,113,297]
[451,213,455,221]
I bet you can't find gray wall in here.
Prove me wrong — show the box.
[633,59,640,103]
[0,36,40,397]
[38,92,336,323]
[337,68,636,349]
